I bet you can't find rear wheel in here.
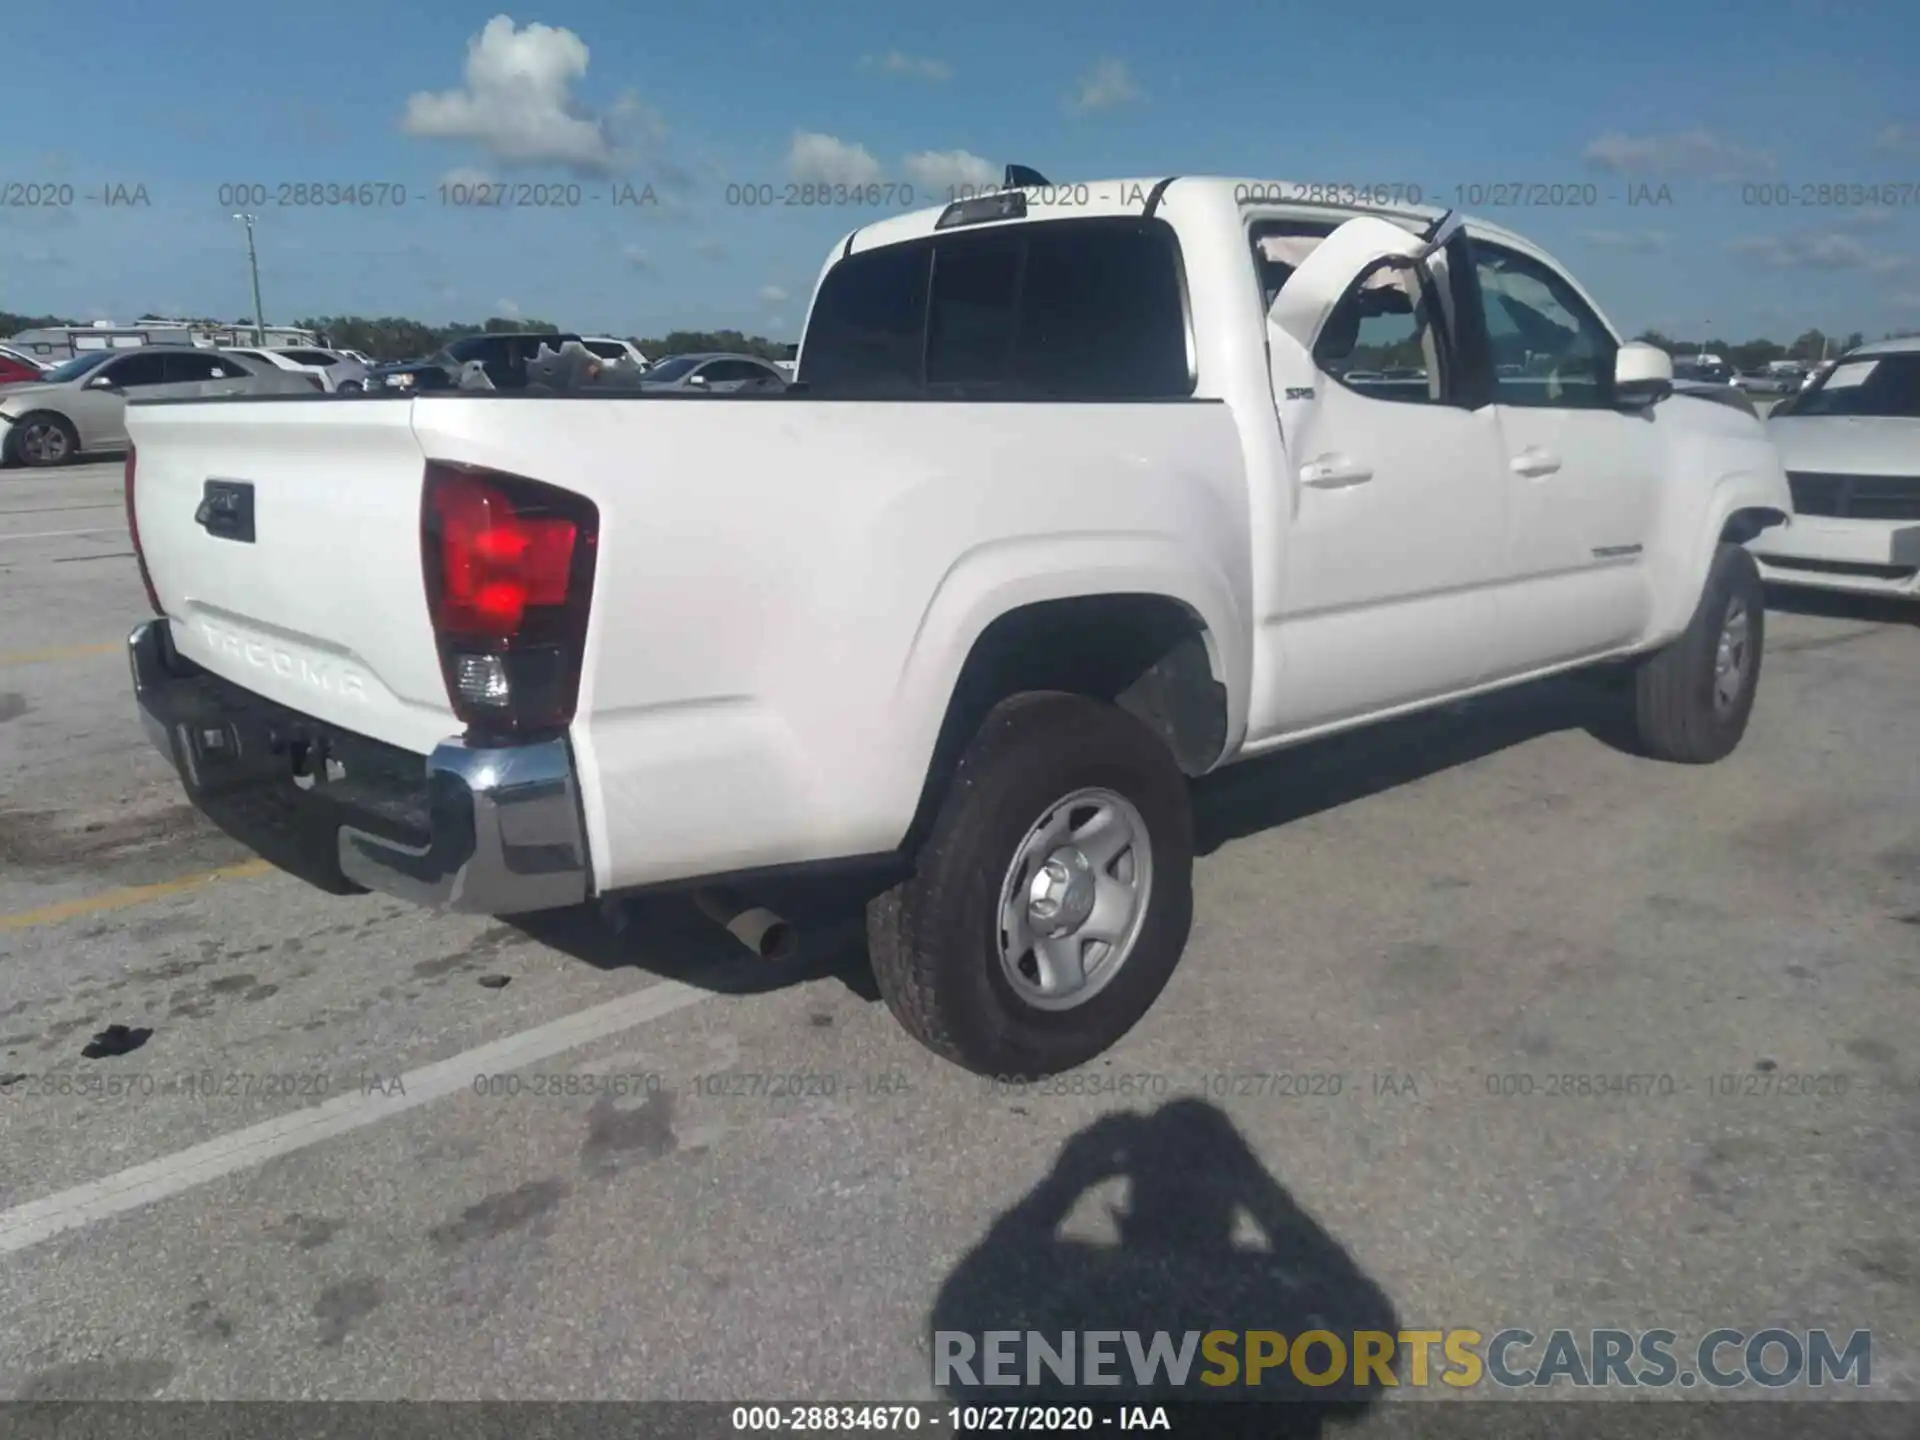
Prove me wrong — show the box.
[867,692,1194,1077]
[1627,543,1765,763]
[4,412,78,467]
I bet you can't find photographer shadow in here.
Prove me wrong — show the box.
[929,1099,1397,1437]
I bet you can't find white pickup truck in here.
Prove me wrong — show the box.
[124,177,1794,1077]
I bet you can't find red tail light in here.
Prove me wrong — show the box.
[421,461,598,742]
[124,445,164,616]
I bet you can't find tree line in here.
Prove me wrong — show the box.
[5,309,1909,371]
[1632,328,1883,370]
[0,311,794,364]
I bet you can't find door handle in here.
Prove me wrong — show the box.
[1300,454,1375,489]
[1510,447,1562,478]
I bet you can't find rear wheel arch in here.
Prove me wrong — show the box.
[900,593,1228,853]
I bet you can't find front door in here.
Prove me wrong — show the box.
[1464,237,1661,673]
[76,350,173,449]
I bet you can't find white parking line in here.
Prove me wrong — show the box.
[0,526,129,544]
[0,976,719,1257]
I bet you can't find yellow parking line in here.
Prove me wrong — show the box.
[0,641,122,669]
[0,860,275,934]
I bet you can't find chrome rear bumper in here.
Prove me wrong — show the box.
[129,618,590,914]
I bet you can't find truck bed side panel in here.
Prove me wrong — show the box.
[409,395,1251,892]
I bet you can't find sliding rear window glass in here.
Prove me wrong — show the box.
[802,218,1191,398]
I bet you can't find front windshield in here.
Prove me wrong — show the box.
[1786,353,1920,418]
[644,356,701,383]
[42,352,114,383]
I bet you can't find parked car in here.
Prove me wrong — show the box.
[0,352,44,387]
[580,336,652,371]
[223,346,372,394]
[370,332,587,392]
[0,343,48,378]
[1748,337,1920,600]
[0,347,315,466]
[1734,369,1791,395]
[637,352,788,392]
[123,177,1791,1076]
[1673,357,1738,386]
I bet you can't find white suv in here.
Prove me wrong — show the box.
[1752,338,1920,598]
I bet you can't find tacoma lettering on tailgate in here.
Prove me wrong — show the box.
[197,621,368,702]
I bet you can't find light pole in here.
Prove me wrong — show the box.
[232,213,266,345]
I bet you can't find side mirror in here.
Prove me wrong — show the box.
[1614,343,1673,408]
[687,372,708,386]
[86,375,122,391]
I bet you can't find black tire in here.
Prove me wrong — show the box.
[3,411,79,468]
[1628,542,1765,763]
[868,691,1194,1078]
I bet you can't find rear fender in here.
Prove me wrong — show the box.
[892,533,1249,786]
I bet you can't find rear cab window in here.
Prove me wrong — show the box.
[801,217,1193,398]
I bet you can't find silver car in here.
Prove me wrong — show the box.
[637,352,788,393]
[223,345,373,394]
[0,347,315,467]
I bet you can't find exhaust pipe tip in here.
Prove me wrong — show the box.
[692,889,799,962]
[735,909,798,963]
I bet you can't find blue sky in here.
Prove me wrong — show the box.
[3,0,1917,342]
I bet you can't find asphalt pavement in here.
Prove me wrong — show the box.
[0,460,1916,1418]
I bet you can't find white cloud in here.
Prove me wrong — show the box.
[1876,124,1920,156]
[694,239,728,261]
[758,284,789,304]
[1582,129,1776,179]
[1842,207,1900,230]
[401,16,628,175]
[440,166,494,189]
[622,245,652,270]
[1578,229,1669,253]
[1726,230,1914,273]
[786,132,884,186]
[766,314,786,332]
[1068,58,1141,114]
[495,298,523,318]
[861,51,951,82]
[903,149,998,191]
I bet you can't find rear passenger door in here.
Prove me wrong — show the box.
[163,350,260,397]
[1262,250,1513,732]
[697,360,764,393]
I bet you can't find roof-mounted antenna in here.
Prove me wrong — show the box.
[1004,164,1050,189]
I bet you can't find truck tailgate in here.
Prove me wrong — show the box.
[126,398,457,756]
